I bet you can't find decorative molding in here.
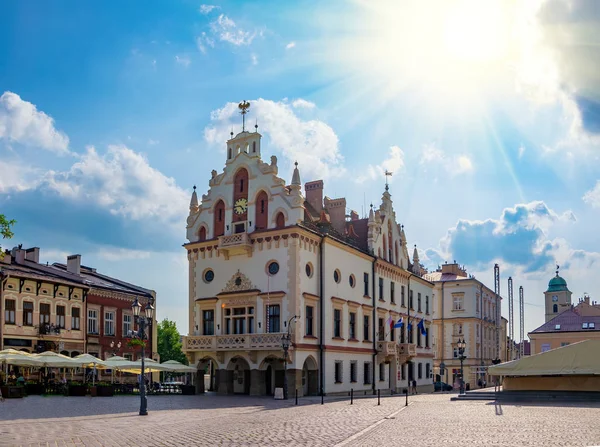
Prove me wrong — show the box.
[222,270,256,293]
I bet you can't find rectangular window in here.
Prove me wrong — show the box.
[476,295,480,312]
[56,305,66,329]
[378,317,384,341]
[425,363,430,379]
[88,309,98,334]
[425,330,430,348]
[418,363,423,379]
[363,362,371,385]
[409,290,414,309]
[379,278,384,301]
[350,361,357,383]
[401,286,405,307]
[203,310,215,335]
[453,347,459,358]
[390,322,395,341]
[418,293,422,312]
[104,311,115,336]
[334,309,341,338]
[266,305,280,333]
[4,299,15,324]
[400,324,405,343]
[349,312,356,339]
[401,364,406,381]
[123,314,131,336]
[560,342,570,347]
[363,315,370,341]
[417,329,422,347]
[425,295,429,314]
[334,361,343,383]
[72,307,80,330]
[305,306,314,336]
[379,362,385,381]
[390,282,395,304]
[363,273,369,297]
[40,303,50,325]
[453,295,464,311]
[124,353,133,361]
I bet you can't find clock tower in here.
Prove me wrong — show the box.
[544,266,572,322]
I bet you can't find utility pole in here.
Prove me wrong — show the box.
[519,286,524,358]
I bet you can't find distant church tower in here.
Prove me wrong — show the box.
[544,266,572,322]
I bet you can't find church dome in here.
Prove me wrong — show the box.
[547,274,569,292]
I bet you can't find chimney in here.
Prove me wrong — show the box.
[25,247,40,263]
[67,254,81,275]
[584,295,590,305]
[11,246,25,264]
[350,210,359,221]
[324,196,347,234]
[305,180,324,213]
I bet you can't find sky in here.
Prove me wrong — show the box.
[1,0,599,339]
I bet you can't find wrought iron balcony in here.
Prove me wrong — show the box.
[38,323,61,336]
[217,233,252,259]
[183,333,286,352]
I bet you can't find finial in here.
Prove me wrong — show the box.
[370,203,373,209]
[295,161,298,167]
[238,100,250,131]
[556,264,560,276]
[385,170,392,191]
[230,126,234,137]
[401,224,404,230]
[193,185,196,191]
[255,119,258,132]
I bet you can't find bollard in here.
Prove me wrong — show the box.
[377,389,380,406]
[405,388,408,406]
[321,390,324,405]
[295,389,298,405]
[351,388,353,405]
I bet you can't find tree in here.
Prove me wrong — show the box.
[0,214,16,260]
[157,318,188,365]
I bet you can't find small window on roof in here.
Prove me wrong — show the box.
[582,322,589,329]
[589,322,596,329]
[554,324,561,330]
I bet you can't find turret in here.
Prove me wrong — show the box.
[189,186,199,214]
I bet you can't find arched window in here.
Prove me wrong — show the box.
[553,304,558,313]
[395,241,399,266]
[383,237,387,261]
[252,141,256,153]
[275,212,285,229]
[388,222,393,263]
[214,200,225,237]
[198,227,207,242]
[255,191,268,230]
[228,148,232,159]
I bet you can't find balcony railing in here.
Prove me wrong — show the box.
[397,343,417,359]
[217,233,252,258]
[376,341,397,356]
[183,333,286,352]
[38,323,61,336]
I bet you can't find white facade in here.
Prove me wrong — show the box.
[183,118,434,396]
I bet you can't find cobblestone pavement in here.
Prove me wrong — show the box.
[0,392,599,447]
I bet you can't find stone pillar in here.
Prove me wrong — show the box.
[217,369,233,395]
[286,369,300,398]
[307,370,318,396]
[250,369,266,396]
[196,372,205,394]
[390,360,398,394]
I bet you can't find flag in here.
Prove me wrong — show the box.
[394,317,404,328]
[386,316,393,327]
[407,322,412,332]
[417,318,427,336]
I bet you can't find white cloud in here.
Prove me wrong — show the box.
[0,160,41,193]
[210,14,256,46]
[286,42,296,50]
[42,145,188,225]
[96,247,152,262]
[0,91,70,154]
[419,144,473,176]
[196,32,215,54]
[175,55,191,68]
[355,146,404,184]
[199,4,219,14]
[292,99,315,109]
[518,145,525,159]
[147,138,159,145]
[204,98,344,180]
[583,180,600,208]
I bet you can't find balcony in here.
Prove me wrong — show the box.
[183,333,286,352]
[397,343,417,361]
[377,341,397,356]
[217,233,252,259]
[38,323,61,337]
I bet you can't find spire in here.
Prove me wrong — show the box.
[385,170,392,191]
[189,185,199,213]
[291,161,301,186]
[401,224,407,245]
[368,203,374,222]
[413,244,419,262]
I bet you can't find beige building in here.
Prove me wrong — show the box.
[425,262,502,387]
[183,113,435,397]
[1,247,89,355]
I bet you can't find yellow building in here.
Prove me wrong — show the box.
[1,247,89,355]
[425,262,501,388]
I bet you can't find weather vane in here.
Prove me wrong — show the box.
[238,100,250,131]
[384,170,393,191]
[556,264,560,276]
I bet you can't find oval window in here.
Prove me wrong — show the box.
[333,269,340,283]
[268,262,280,275]
[204,270,215,283]
[349,275,355,288]
[306,263,313,277]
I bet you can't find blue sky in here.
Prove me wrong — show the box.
[1,0,599,337]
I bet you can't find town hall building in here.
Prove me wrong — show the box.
[183,102,435,396]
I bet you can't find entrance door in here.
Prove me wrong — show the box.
[266,366,273,395]
[302,366,308,395]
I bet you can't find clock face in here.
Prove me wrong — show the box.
[234,198,248,214]
[552,295,558,302]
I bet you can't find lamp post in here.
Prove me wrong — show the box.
[131,296,154,416]
[109,340,122,356]
[457,338,467,395]
[281,315,298,400]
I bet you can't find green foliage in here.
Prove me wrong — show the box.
[127,338,146,348]
[0,214,16,259]
[157,318,188,365]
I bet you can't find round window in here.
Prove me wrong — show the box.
[306,263,312,277]
[268,261,280,275]
[349,275,355,288]
[204,270,215,283]
[333,269,340,283]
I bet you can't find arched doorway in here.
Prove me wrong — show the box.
[197,357,218,393]
[302,356,318,396]
[227,357,251,394]
[260,355,284,396]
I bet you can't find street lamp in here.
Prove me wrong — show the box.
[110,340,122,356]
[281,315,298,400]
[457,338,467,395]
[131,296,154,416]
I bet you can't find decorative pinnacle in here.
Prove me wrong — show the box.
[238,100,250,131]
[193,185,196,190]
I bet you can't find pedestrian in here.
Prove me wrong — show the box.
[411,379,417,394]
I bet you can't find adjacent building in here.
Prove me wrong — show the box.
[183,117,435,397]
[425,262,502,387]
